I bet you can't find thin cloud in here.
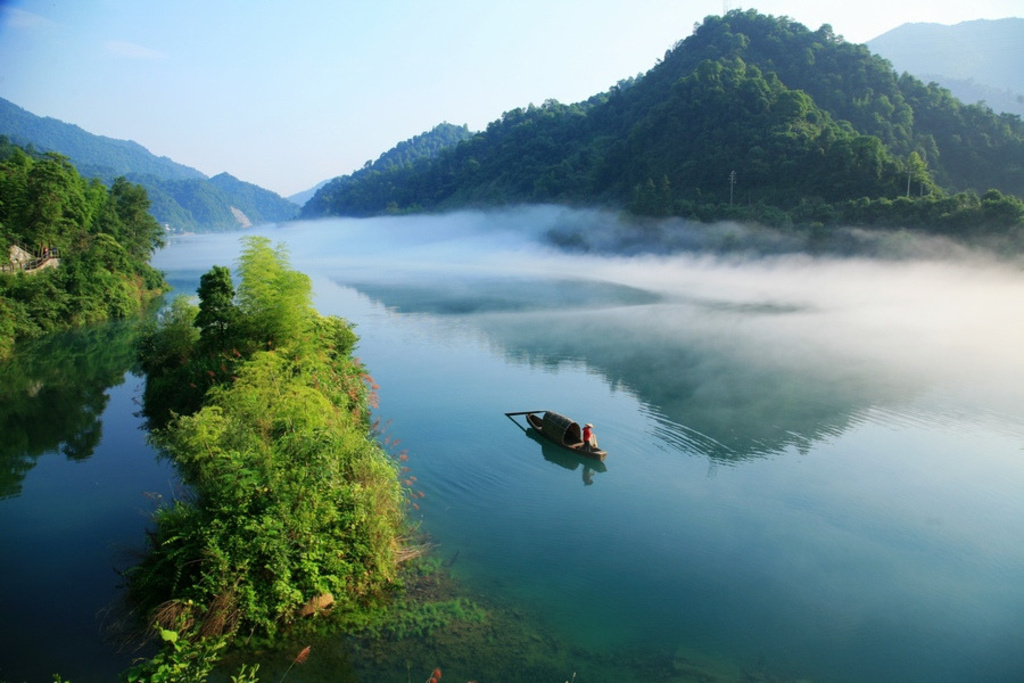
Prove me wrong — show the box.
[1,7,55,29]
[105,40,167,61]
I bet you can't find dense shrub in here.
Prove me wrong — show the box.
[129,236,410,654]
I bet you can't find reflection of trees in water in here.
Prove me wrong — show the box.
[342,277,661,317]
[348,277,913,462]
[483,307,909,462]
[0,318,145,498]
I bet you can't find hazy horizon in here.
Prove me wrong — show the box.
[1,0,1021,197]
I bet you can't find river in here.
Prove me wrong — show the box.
[2,207,1023,682]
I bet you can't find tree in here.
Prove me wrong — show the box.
[0,145,168,357]
[195,265,237,352]
[0,147,31,242]
[234,236,315,351]
[22,153,87,253]
[108,176,166,261]
[904,151,933,197]
[137,296,203,424]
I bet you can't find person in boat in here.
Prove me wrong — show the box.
[582,423,598,451]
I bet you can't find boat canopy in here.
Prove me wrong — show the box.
[541,411,582,446]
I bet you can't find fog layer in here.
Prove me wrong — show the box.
[159,206,1024,456]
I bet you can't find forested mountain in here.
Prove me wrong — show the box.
[867,18,1024,117]
[0,97,202,182]
[302,123,474,218]
[207,172,299,226]
[0,98,297,232]
[304,10,1024,243]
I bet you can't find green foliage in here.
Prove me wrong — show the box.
[234,236,315,352]
[1,97,297,232]
[0,298,20,359]
[194,265,237,353]
[0,144,168,357]
[130,238,406,656]
[837,190,1024,236]
[138,296,206,424]
[107,176,167,260]
[301,123,475,218]
[138,235,339,430]
[124,626,229,683]
[299,10,1024,246]
[121,621,263,683]
[137,350,403,637]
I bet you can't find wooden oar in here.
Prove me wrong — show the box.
[504,410,546,432]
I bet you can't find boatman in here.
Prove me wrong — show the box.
[583,423,598,451]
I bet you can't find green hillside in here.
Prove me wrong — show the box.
[0,98,297,232]
[301,122,474,217]
[303,10,1024,244]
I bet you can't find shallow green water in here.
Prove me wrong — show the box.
[3,208,1023,682]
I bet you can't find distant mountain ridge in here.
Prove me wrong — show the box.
[0,97,204,182]
[867,18,1024,116]
[288,180,329,207]
[302,10,1024,226]
[0,97,297,231]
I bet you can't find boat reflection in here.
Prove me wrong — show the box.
[525,428,607,485]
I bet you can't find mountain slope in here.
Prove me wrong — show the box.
[867,18,1024,116]
[0,97,203,183]
[288,180,329,207]
[208,172,299,226]
[302,122,474,218]
[0,97,297,231]
[304,10,1024,225]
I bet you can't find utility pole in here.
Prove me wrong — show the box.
[729,170,736,207]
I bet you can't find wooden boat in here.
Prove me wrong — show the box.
[505,410,607,461]
[526,428,608,474]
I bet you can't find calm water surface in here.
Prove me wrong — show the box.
[0,324,176,682]
[3,208,1023,682]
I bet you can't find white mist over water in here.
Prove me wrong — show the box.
[314,208,1016,415]
[593,252,1024,415]
[159,206,1024,468]
[153,207,1024,682]
[160,206,1024,452]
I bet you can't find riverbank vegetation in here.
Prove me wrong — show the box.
[0,138,167,359]
[127,236,417,678]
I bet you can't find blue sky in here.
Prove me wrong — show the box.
[0,0,1020,197]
